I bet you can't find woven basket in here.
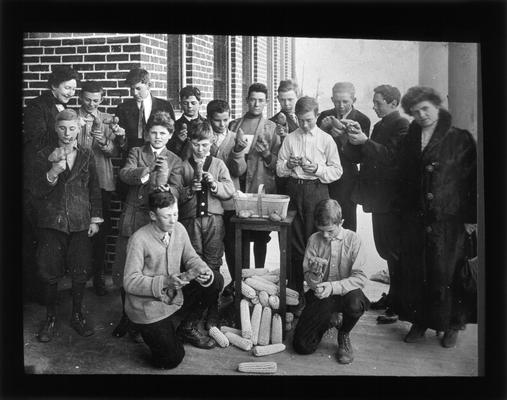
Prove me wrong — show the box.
[233,184,290,219]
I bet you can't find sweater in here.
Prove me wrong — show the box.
[178,155,235,220]
[123,222,211,324]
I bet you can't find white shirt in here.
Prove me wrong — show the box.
[276,126,343,184]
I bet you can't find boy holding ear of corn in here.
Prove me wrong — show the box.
[292,199,370,364]
[178,122,235,330]
[77,80,125,296]
[167,85,207,161]
[123,190,222,369]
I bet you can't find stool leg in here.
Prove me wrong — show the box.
[234,224,242,328]
[279,226,287,339]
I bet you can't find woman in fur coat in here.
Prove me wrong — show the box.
[396,86,477,348]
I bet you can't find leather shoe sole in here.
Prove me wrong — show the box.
[377,313,399,324]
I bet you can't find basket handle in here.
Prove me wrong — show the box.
[257,184,265,217]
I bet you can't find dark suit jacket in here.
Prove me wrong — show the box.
[316,107,371,197]
[115,95,175,153]
[29,145,102,234]
[270,110,300,136]
[166,113,207,161]
[23,91,64,154]
[344,110,409,213]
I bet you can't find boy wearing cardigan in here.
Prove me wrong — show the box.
[124,191,221,369]
[206,99,248,297]
[178,122,235,330]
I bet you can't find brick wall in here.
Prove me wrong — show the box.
[185,35,214,111]
[22,32,295,270]
[229,36,243,119]
[22,32,169,270]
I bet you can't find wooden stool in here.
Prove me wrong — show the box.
[232,210,296,338]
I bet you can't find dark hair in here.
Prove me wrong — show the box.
[55,108,79,123]
[247,82,268,98]
[373,84,401,106]
[179,86,202,102]
[149,190,176,212]
[295,96,319,116]
[80,81,104,95]
[401,86,443,115]
[190,121,213,141]
[206,99,230,118]
[48,65,80,89]
[332,82,355,98]
[314,199,343,227]
[125,68,150,86]
[146,111,174,133]
[278,79,299,95]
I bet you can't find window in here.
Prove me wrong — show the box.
[213,35,228,101]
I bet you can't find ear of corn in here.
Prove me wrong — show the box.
[245,278,278,296]
[209,326,229,348]
[256,274,279,283]
[241,268,271,278]
[249,275,281,291]
[285,321,293,331]
[286,296,299,306]
[220,326,242,336]
[241,282,257,299]
[250,303,263,345]
[225,331,253,351]
[270,314,283,344]
[285,287,300,299]
[257,306,272,346]
[240,299,252,339]
[237,361,277,374]
[252,343,286,356]
[285,312,294,323]
[268,295,280,310]
[251,295,260,304]
[258,290,269,307]
[180,263,208,282]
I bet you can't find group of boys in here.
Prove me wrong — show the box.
[23,64,409,369]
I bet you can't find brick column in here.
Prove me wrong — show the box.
[229,36,243,119]
[253,36,269,117]
[185,35,214,110]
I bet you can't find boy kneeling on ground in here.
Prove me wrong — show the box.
[292,199,370,364]
[123,190,221,369]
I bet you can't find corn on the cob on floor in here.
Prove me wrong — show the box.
[240,299,252,339]
[237,361,277,374]
[245,278,278,296]
[208,326,229,348]
[220,326,242,336]
[257,306,272,346]
[271,314,283,344]
[241,281,257,299]
[252,343,286,356]
[250,303,262,346]
[225,332,253,351]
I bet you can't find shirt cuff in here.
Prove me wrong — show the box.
[199,272,214,287]
[46,173,58,185]
[331,281,344,296]
[140,174,150,184]
[91,217,104,224]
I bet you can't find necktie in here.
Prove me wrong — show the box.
[138,101,145,139]
[290,113,299,127]
[162,232,169,246]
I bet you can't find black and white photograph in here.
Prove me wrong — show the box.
[2,0,506,399]
[20,32,480,375]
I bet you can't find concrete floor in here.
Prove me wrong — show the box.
[23,211,479,376]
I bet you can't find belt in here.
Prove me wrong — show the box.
[288,177,321,185]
